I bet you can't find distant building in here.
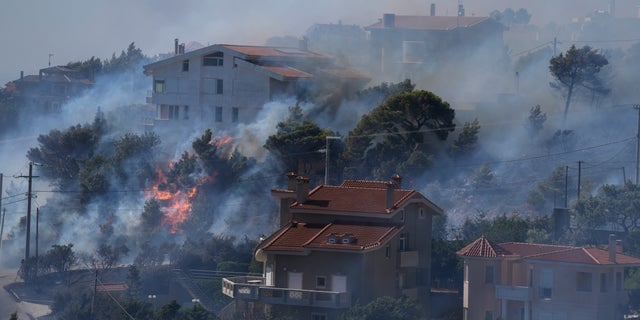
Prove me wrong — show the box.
[365,12,506,81]
[305,23,369,67]
[222,174,442,320]
[457,235,640,320]
[8,66,93,112]
[143,41,369,133]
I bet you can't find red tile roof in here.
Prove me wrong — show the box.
[221,45,330,60]
[262,65,313,79]
[294,184,415,214]
[458,237,640,266]
[261,221,400,253]
[367,15,490,31]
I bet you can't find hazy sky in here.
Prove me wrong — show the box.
[1,0,634,85]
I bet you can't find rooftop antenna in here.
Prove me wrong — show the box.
[48,53,54,67]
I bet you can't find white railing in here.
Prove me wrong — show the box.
[222,276,350,309]
[495,285,533,301]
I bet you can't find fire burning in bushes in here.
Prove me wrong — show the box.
[145,165,198,234]
[145,135,234,234]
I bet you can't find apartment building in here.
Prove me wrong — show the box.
[222,174,442,319]
[143,41,369,133]
[457,235,640,320]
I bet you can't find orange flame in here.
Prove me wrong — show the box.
[145,165,201,234]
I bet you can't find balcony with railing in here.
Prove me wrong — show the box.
[495,285,533,301]
[222,277,351,309]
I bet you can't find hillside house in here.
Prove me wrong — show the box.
[143,42,369,133]
[8,66,93,112]
[365,12,506,81]
[457,235,640,320]
[222,174,442,319]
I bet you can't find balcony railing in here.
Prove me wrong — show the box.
[222,276,351,309]
[495,285,533,301]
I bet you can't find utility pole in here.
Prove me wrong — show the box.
[564,166,568,208]
[35,207,39,278]
[324,136,341,185]
[577,161,582,201]
[634,105,640,184]
[18,163,38,262]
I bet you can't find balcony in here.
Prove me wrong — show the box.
[222,277,351,309]
[146,90,153,103]
[400,251,419,268]
[495,285,533,301]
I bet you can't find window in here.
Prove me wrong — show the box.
[215,107,223,122]
[600,273,607,293]
[316,276,326,289]
[399,233,408,252]
[203,52,224,66]
[539,269,553,299]
[182,59,189,72]
[576,272,593,292]
[154,80,165,93]
[183,105,189,120]
[232,107,239,122]
[216,79,223,94]
[616,272,622,291]
[169,105,179,119]
[419,208,426,219]
[484,310,493,320]
[400,209,405,221]
[385,245,390,258]
[485,266,494,284]
[311,314,327,320]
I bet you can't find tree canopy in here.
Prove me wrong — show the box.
[344,89,455,180]
[549,45,609,122]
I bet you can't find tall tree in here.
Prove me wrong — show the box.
[344,90,455,179]
[264,103,335,176]
[549,45,609,122]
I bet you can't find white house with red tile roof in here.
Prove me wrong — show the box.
[457,235,640,320]
[222,174,442,320]
[143,41,369,133]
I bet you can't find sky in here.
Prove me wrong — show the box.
[1,0,635,86]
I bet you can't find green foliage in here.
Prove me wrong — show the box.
[450,118,480,158]
[156,300,181,320]
[102,42,147,74]
[526,105,546,135]
[356,79,415,106]
[27,124,99,187]
[526,166,567,213]
[462,212,535,244]
[549,45,609,121]
[344,89,455,179]
[178,303,216,320]
[264,103,336,175]
[339,296,424,320]
[574,182,640,236]
[470,163,495,190]
[490,8,531,26]
[141,199,163,231]
[126,265,142,299]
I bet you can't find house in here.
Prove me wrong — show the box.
[8,66,93,112]
[143,41,369,133]
[365,11,506,81]
[457,235,640,320]
[222,174,443,320]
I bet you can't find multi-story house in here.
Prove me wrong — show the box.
[143,42,369,133]
[9,66,93,112]
[365,8,506,82]
[222,174,443,320]
[457,235,640,320]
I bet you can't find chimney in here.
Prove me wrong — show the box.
[174,38,179,55]
[286,172,297,191]
[383,13,395,28]
[179,43,185,54]
[392,174,402,189]
[298,37,308,51]
[386,182,395,209]
[458,4,465,17]
[608,234,616,263]
[20,71,23,80]
[296,177,310,204]
[430,3,436,16]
